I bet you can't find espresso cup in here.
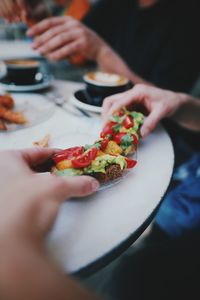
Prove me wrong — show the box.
[4,59,40,85]
[83,71,132,106]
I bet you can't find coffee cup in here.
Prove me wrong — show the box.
[83,71,132,106]
[4,59,40,85]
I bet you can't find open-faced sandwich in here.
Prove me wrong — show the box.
[100,108,144,156]
[52,144,136,184]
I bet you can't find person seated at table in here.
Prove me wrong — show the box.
[84,84,200,300]
[0,0,200,92]
[0,86,199,300]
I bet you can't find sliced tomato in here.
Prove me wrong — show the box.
[53,146,84,164]
[100,121,117,138]
[113,132,126,144]
[87,147,98,160]
[71,148,98,169]
[125,158,137,169]
[131,133,139,145]
[122,116,134,129]
[100,138,109,151]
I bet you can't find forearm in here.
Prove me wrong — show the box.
[0,242,99,300]
[172,93,200,131]
[96,44,151,85]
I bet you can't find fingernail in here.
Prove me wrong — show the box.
[27,29,33,36]
[140,127,147,138]
[91,179,99,191]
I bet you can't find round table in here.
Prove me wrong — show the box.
[0,80,174,277]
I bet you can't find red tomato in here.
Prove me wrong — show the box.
[87,147,98,160]
[53,147,84,164]
[100,138,109,151]
[113,132,126,144]
[71,148,98,168]
[122,116,134,129]
[131,133,139,145]
[100,122,117,138]
[125,158,137,169]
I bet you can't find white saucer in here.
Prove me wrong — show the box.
[0,61,52,92]
[0,74,53,92]
[70,90,102,114]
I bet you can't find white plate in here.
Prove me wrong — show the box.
[50,131,97,149]
[70,92,102,114]
[0,93,55,132]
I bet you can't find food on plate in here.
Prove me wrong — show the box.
[52,145,137,184]
[33,134,50,148]
[0,94,27,131]
[100,108,144,155]
[0,94,14,109]
[0,120,7,131]
[51,107,143,185]
[0,105,27,125]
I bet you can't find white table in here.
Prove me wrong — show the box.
[0,80,174,277]
[0,40,40,60]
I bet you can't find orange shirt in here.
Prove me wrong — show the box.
[66,0,90,20]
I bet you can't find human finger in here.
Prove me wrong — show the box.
[140,105,164,138]
[35,174,99,201]
[32,19,77,49]
[27,16,67,36]
[102,88,142,122]
[21,148,59,169]
[36,28,82,56]
[47,37,85,61]
[2,1,21,21]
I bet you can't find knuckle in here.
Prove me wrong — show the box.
[58,33,66,44]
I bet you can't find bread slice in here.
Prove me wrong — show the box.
[91,164,123,184]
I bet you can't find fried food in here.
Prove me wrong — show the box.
[33,134,50,148]
[0,119,7,131]
[0,105,27,124]
[0,94,14,109]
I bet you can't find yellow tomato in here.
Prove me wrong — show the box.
[104,141,122,156]
[56,159,72,170]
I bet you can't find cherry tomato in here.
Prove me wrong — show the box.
[113,132,126,144]
[71,148,98,168]
[125,158,137,169]
[53,147,84,164]
[100,139,109,151]
[131,133,139,145]
[122,116,134,129]
[100,121,117,138]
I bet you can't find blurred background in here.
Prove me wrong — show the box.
[0,0,99,82]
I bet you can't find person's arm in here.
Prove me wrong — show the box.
[172,93,200,132]
[0,149,100,300]
[96,44,150,85]
[0,245,99,300]
[102,84,200,137]
[27,16,150,85]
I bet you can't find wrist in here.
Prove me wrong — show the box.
[96,42,113,65]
